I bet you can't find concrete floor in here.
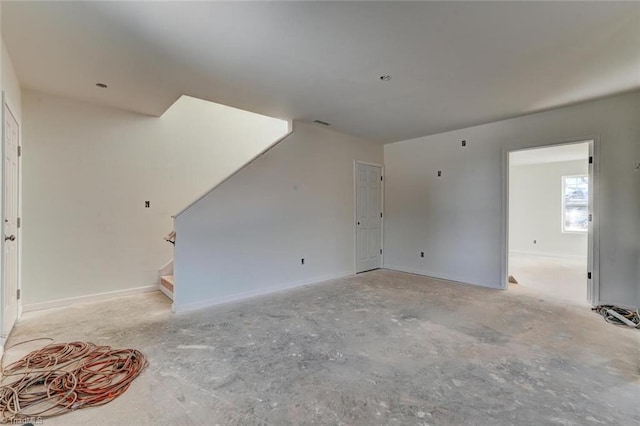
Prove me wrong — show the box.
[509,253,588,305]
[6,270,639,425]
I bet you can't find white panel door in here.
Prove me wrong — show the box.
[356,163,382,273]
[3,103,19,342]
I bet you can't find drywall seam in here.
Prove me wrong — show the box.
[175,121,293,217]
[22,285,158,313]
[174,270,353,314]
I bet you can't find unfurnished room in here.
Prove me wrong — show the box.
[0,1,638,425]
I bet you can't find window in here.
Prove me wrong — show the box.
[562,175,588,233]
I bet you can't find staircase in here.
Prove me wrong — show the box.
[158,254,174,301]
[159,275,174,300]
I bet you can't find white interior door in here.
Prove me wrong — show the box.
[3,102,20,341]
[356,162,382,273]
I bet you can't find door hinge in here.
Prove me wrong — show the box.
[588,214,593,222]
[588,156,593,164]
[380,212,383,218]
[16,289,20,300]
[17,217,21,228]
[587,272,592,279]
[17,146,21,157]
[380,248,382,254]
[380,176,383,181]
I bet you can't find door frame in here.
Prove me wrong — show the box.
[501,137,600,305]
[1,92,22,346]
[353,160,385,274]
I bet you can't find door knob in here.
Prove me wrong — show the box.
[5,235,15,241]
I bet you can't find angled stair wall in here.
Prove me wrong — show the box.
[22,91,289,307]
[173,121,383,313]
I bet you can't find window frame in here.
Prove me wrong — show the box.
[561,174,589,234]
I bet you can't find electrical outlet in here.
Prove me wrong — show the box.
[301,258,305,265]
[461,140,466,147]
[437,171,442,177]
[420,252,424,258]
[144,201,150,208]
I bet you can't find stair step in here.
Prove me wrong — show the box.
[160,275,174,300]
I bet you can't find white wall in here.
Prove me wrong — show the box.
[22,91,288,306]
[174,121,383,312]
[1,41,21,123]
[1,3,2,96]
[384,91,640,308]
[509,160,588,258]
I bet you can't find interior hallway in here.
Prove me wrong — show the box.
[6,270,639,425]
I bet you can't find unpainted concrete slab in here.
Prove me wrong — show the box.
[6,270,639,425]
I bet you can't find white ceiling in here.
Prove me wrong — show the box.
[2,1,639,144]
[510,142,590,166]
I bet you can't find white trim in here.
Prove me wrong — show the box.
[501,145,508,290]
[175,122,293,217]
[352,161,359,274]
[1,91,5,346]
[174,271,353,314]
[502,137,599,305]
[158,259,174,277]
[353,161,384,274]
[588,138,600,306]
[354,160,384,168]
[158,282,173,301]
[22,285,158,313]
[157,259,174,301]
[1,96,22,343]
[383,266,499,289]
[595,300,637,311]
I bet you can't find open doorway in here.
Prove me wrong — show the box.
[507,141,595,305]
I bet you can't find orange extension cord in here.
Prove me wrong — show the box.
[0,340,147,422]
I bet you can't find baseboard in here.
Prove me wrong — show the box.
[174,271,352,314]
[22,285,159,313]
[382,265,500,290]
[595,300,639,311]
